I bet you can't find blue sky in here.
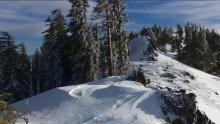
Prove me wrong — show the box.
[1,0,220,55]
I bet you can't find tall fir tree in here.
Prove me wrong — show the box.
[41,9,68,90]
[31,49,42,95]
[94,0,116,76]
[180,24,216,72]
[17,43,32,97]
[175,24,184,56]
[112,0,129,75]
[206,30,220,75]
[0,32,28,101]
[68,0,99,84]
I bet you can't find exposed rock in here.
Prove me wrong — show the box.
[182,71,195,80]
[161,89,215,124]
[128,68,150,86]
[161,73,176,79]
[167,79,173,83]
[172,118,187,124]
[184,80,190,83]
[139,64,143,67]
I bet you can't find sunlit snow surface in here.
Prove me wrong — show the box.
[14,37,220,124]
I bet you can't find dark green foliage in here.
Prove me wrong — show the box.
[31,49,43,95]
[112,0,129,75]
[128,31,138,41]
[174,24,184,55]
[158,26,173,46]
[16,43,32,97]
[179,23,216,72]
[0,32,31,101]
[140,23,220,76]
[41,9,69,90]
[68,0,99,84]
[140,25,173,52]
[206,29,220,75]
[94,0,129,76]
[94,0,116,76]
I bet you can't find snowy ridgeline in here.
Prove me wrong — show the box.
[13,37,220,124]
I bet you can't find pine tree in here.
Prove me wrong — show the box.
[147,29,157,49]
[175,24,183,55]
[179,23,193,61]
[112,0,129,75]
[206,29,220,75]
[0,31,26,101]
[94,0,116,76]
[41,9,67,90]
[180,24,216,72]
[16,43,32,97]
[31,49,42,95]
[197,28,216,72]
[128,31,138,40]
[68,0,99,84]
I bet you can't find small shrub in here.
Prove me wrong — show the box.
[0,93,17,124]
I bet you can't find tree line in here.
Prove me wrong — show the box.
[0,0,129,103]
[139,23,220,75]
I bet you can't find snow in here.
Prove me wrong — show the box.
[14,79,166,124]
[13,37,220,124]
[128,37,149,61]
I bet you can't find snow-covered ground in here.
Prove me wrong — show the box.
[13,37,220,124]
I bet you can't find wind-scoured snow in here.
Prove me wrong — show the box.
[14,37,220,124]
[14,78,166,124]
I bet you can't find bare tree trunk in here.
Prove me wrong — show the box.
[37,76,40,94]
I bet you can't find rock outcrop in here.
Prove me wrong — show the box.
[161,88,214,124]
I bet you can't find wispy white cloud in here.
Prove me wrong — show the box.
[0,0,95,54]
[127,1,220,32]
[0,1,70,38]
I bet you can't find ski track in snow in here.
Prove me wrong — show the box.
[14,37,220,124]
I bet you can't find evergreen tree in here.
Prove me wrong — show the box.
[158,26,173,52]
[175,24,183,55]
[147,29,157,49]
[112,0,129,75]
[197,28,216,72]
[68,0,99,83]
[206,30,220,75]
[94,0,116,76]
[180,24,216,72]
[41,9,67,90]
[128,31,138,40]
[16,43,32,97]
[0,31,26,101]
[31,49,42,95]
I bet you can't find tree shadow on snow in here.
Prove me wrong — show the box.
[12,89,75,113]
[136,92,165,121]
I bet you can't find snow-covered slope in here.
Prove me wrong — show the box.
[14,37,220,124]
[14,78,166,124]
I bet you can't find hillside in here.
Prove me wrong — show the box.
[14,37,220,124]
